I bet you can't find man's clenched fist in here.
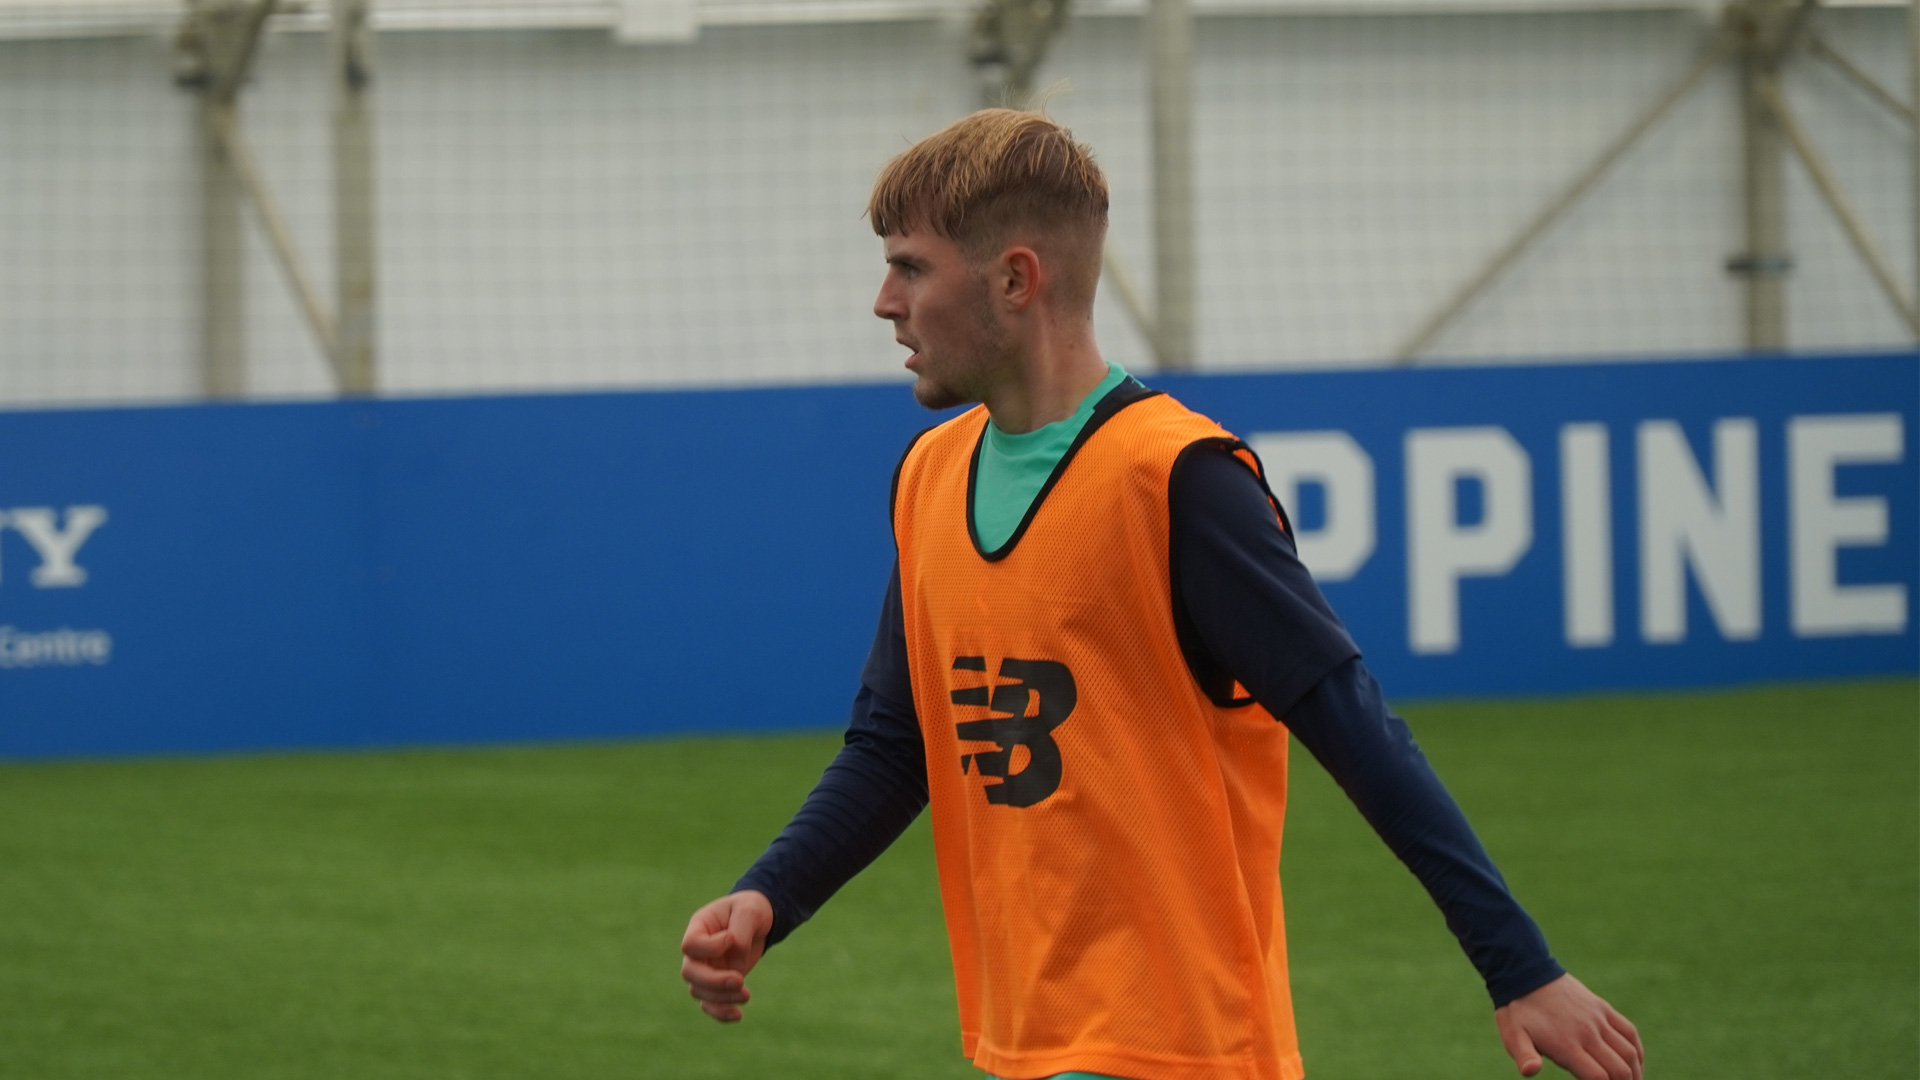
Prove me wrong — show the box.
[680,890,774,1023]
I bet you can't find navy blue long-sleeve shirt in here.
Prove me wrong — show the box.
[736,441,1565,1007]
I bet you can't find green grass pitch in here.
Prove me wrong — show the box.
[1,679,1913,1079]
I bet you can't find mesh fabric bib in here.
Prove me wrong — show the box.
[892,388,1304,1080]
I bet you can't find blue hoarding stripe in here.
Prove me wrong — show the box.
[0,353,1913,757]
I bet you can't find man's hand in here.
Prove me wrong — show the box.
[679,890,774,1023]
[1495,973,1643,1080]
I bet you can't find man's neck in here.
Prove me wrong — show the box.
[982,337,1110,435]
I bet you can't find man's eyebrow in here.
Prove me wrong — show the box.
[886,254,925,269]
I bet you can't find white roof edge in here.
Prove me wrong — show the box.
[0,0,1896,43]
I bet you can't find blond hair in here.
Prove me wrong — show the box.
[869,109,1108,308]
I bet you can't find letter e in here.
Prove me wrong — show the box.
[1789,414,1907,636]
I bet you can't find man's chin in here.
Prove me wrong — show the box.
[910,375,971,412]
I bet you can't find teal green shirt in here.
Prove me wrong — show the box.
[973,363,1129,552]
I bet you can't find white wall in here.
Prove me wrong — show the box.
[0,7,1911,407]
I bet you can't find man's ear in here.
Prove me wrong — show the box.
[1000,246,1043,311]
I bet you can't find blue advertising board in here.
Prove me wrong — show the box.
[0,353,1913,757]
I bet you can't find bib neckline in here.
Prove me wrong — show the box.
[963,378,1162,562]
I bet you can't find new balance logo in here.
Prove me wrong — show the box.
[949,656,1076,808]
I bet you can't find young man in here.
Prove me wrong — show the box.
[681,109,1644,1080]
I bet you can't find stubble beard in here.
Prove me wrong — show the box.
[909,274,1013,412]
[910,370,971,411]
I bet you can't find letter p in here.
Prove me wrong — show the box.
[1406,428,1533,654]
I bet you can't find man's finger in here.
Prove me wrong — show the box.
[1595,1020,1642,1080]
[727,894,765,956]
[1497,1014,1542,1078]
[1581,1043,1631,1080]
[687,980,750,1007]
[1607,1008,1645,1064]
[700,1000,743,1023]
[680,927,734,961]
[1551,1045,1611,1080]
[680,956,744,992]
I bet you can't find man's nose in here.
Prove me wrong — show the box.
[874,282,904,322]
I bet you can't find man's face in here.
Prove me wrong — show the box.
[874,230,1013,411]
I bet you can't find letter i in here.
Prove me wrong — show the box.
[1561,424,1613,647]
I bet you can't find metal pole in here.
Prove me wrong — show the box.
[189,1,258,398]
[1760,81,1920,332]
[1394,37,1729,362]
[1739,1,1788,350]
[1911,0,1920,323]
[1808,35,1914,123]
[968,0,1070,110]
[201,92,246,398]
[333,0,376,394]
[1147,0,1194,370]
[213,114,340,362]
[1101,249,1156,349]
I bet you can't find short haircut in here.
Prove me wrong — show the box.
[869,109,1109,310]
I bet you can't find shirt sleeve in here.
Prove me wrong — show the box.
[1170,441,1359,714]
[1171,444,1564,1006]
[733,562,928,947]
[1286,658,1566,1005]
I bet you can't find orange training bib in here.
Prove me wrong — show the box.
[892,389,1303,1080]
